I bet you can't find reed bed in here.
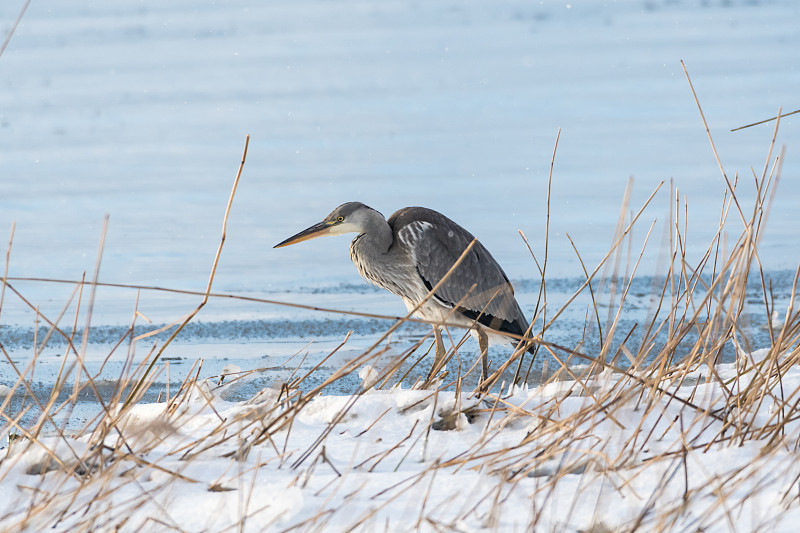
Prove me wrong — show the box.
[1,87,799,531]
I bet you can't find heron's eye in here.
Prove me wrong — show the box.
[337,216,344,222]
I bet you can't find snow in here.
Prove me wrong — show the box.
[2,354,800,531]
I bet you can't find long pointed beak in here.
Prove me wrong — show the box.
[274,221,334,248]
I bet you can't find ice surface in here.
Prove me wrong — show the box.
[1,0,798,320]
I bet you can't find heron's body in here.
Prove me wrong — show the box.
[275,202,531,383]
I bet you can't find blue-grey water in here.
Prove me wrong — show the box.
[1,0,799,431]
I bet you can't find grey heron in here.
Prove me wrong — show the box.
[274,202,532,383]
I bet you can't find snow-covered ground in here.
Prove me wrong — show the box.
[2,353,800,531]
[1,0,798,418]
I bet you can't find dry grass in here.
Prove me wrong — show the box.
[1,74,799,531]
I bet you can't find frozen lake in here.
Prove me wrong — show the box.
[1,0,799,409]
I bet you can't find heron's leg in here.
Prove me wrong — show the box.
[478,330,489,384]
[431,327,446,375]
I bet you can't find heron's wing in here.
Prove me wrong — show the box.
[396,215,527,337]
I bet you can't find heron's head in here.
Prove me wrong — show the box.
[274,202,381,248]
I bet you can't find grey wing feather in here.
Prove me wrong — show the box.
[390,208,528,336]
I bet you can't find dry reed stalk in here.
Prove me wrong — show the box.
[515,128,560,385]
[731,108,800,132]
[125,135,250,408]
[0,0,32,59]
[73,215,109,403]
[0,223,15,327]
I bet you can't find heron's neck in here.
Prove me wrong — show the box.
[349,213,397,293]
[359,215,393,254]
